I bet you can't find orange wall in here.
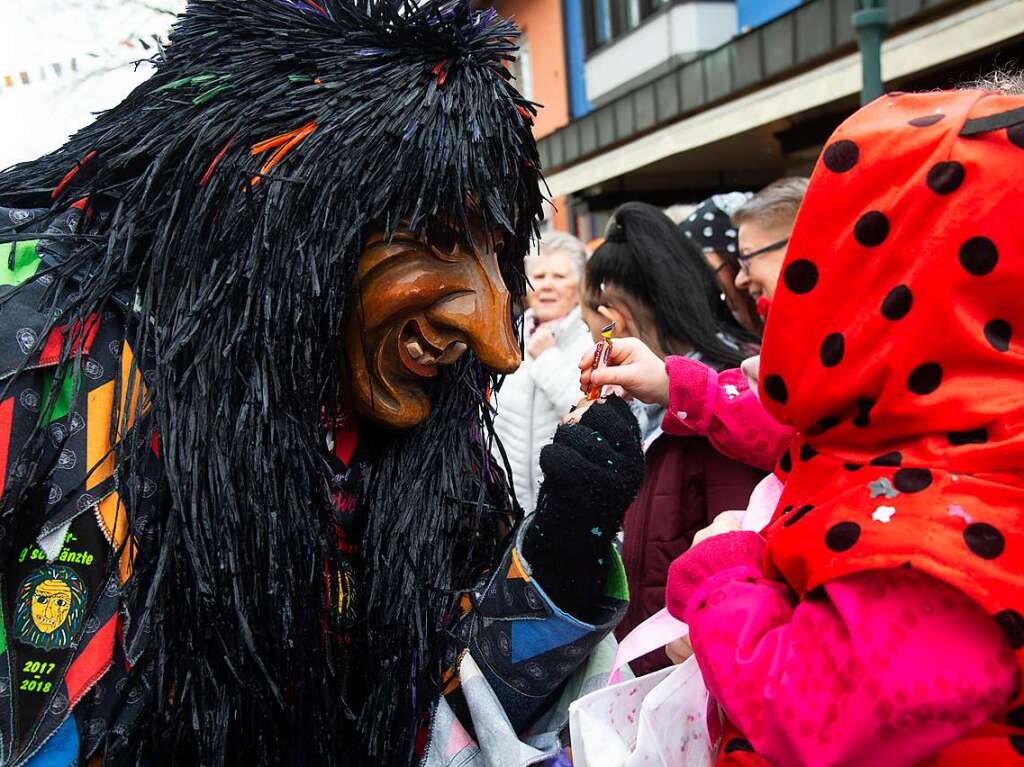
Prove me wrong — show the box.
[501,0,569,139]
[550,195,570,231]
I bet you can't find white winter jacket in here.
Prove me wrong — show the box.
[492,307,594,512]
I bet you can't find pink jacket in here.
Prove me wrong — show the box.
[667,532,1017,767]
[661,356,793,472]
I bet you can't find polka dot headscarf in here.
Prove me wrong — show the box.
[759,90,1024,758]
[678,192,751,259]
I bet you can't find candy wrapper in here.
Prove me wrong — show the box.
[586,322,616,401]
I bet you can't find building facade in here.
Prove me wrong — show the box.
[487,0,1024,239]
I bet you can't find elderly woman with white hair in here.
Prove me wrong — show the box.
[492,231,594,512]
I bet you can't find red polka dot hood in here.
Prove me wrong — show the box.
[758,90,1024,696]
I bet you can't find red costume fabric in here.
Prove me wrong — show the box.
[756,89,1024,762]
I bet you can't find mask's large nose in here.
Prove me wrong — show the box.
[425,246,521,374]
[471,291,521,374]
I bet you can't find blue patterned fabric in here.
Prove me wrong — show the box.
[24,717,77,767]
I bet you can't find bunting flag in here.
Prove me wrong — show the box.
[0,35,163,94]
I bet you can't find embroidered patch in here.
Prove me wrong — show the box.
[14,565,87,651]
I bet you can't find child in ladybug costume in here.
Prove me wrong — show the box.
[668,87,1024,765]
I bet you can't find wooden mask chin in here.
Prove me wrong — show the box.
[343,221,521,429]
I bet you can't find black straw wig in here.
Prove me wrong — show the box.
[589,202,752,368]
[0,1,542,764]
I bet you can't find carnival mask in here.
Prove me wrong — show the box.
[32,580,72,634]
[344,218,521,429]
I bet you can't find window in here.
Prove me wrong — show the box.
[584,0,613,54]
[583,0,673,54]
[508,34,534,102]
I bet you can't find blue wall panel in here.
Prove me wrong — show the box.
[737,0,803,31]
[563,0,593,118]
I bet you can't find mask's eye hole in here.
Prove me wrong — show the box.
[425,223,463,262]
[426,223,457,255]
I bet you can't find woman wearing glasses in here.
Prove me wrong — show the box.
[733,177,809,320]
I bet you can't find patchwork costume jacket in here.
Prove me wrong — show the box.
[0,205,158,766]
[0,206,627,766]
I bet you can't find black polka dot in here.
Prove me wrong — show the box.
[779,449,792,473]
[853,398,874,428]
[780,504,794,515]
[800,443,818,462]
[724,738,755,754]
[908,114,945,127]
[948,427,988,446]
[1009,125,1024,149]
[783,260,819,294]
[819,333,845,367]
[823,140,859,173]
[926,161,964,195]
[763,374,788,404]
[1011,735,1024,756]
[1007,705,1024,728]
[825,521,861,552]
[908,363,943,395]
[985,319,1011,352]
[881,285,912,320]
[814,415,840,433]
[995,609,1024,649]
[893,467,932,493]
[843,462,863,472]
[870,451,902,467]
[959,237,999,276]
[964,522,1005,560]
[854,211,890,247]
[783,504,814,527]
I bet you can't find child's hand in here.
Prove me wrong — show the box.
[578,337,670,407]
[692,511,742,547]
[741,354,761,397]
[666,636,693,665]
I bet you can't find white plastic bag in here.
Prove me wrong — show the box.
[569,656,712,767]
[568,610,713,767]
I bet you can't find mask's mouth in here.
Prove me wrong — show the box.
[397,318,468,379]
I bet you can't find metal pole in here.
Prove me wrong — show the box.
[852,0,888,105]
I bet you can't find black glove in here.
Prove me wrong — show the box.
[523,396,645,620]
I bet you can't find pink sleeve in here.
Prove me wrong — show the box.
[667,532,1018,767]
[661,356,793,472]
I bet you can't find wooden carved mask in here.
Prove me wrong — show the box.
[344,218,521,429]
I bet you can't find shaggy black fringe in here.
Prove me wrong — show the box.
[0,1,542,764]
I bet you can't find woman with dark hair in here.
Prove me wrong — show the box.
[582,202,765,676]
[585,201,755,371]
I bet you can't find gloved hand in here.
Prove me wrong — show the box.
[523,396,645,619]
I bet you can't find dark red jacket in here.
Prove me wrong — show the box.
[615,433,764,676]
